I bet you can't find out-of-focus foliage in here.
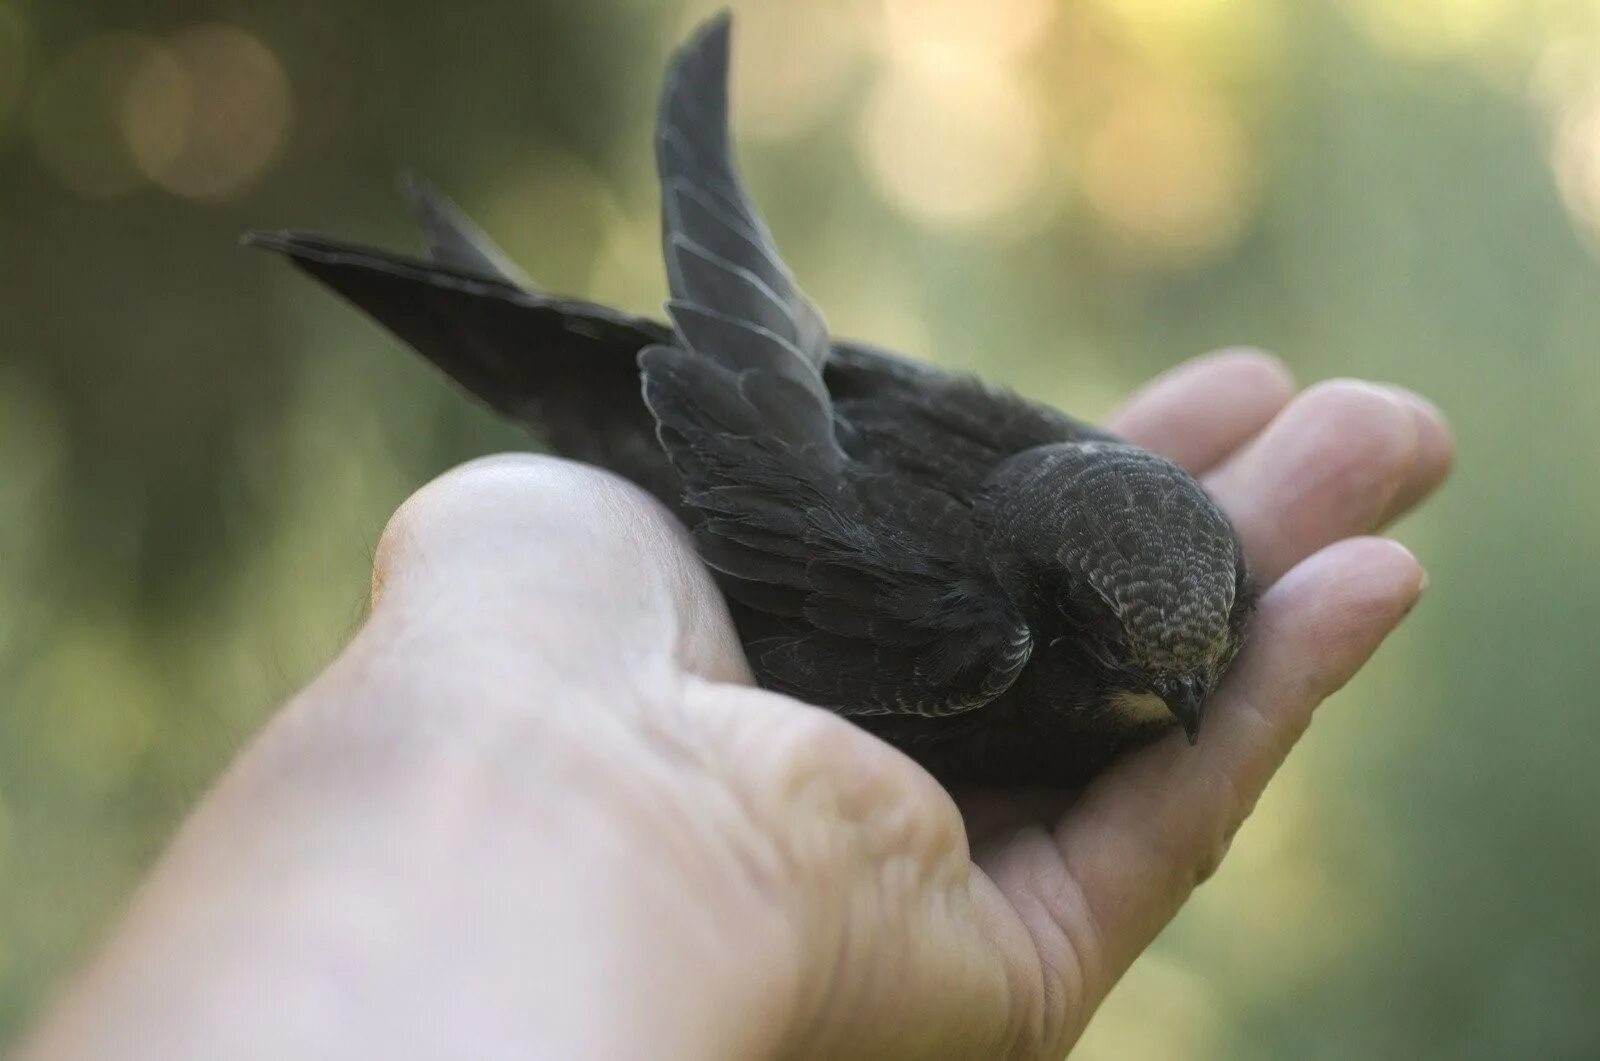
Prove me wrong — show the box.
[1,0,1597,1054]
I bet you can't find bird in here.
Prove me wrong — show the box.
[245,13,1254,787]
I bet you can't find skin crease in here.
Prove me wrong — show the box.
[20,350,1452,1061]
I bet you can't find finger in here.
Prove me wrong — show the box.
[957,786,1079,852]
[1107,348,1296,474]
[1204,380,1424,585]
[369,453,750,684]
[1021,537,1424,1025]
[1377,386,1454,527]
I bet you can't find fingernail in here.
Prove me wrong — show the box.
[1378,538,1426,595]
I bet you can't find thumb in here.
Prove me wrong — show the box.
[369,454,750,685]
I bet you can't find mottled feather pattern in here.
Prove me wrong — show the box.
[1066,446,1236,670]
[987,442,1239,672]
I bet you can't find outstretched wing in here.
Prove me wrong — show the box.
[655,14,828,371]
[641,14,1031,717]
[243,232,678,498]
[397,172,533,286]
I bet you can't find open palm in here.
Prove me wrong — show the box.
[23,351,1451,1061]
[358,349,1449,1058]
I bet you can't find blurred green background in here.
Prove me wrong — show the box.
[1,0,1598,1055]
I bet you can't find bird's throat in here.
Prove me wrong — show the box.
[1108,690,1172,724]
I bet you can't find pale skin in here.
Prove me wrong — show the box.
[22,351,1453,1060]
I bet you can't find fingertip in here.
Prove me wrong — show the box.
[1294,378,1421,456]
[1388,386,1454,481]
[1251,536,1426,700]
[366,454,751,683]
[369,453,670,619]
[1268,535,1424,615]
[373,454,595,593]
[1376,536,1427,594]
[1201,346,1297,402]
[1109,346,1296,473]
[1044,532,1429,990]
[1208,379,1422,584]
[1380,386,1456,522]
[1350,536,1428,614]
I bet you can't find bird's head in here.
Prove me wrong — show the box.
[979,441,1253,742]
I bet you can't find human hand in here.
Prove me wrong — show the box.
[22,350,1451,1060]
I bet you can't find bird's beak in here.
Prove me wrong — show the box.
[1157,675,1207,745]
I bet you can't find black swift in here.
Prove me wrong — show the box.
[247,14,1253,785]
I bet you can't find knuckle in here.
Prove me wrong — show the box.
[395,453,609,528]
[373,454,551,594]
[1191,831,1234,886]
[373,453,667,585]
[378,453,553,546]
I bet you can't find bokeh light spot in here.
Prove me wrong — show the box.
[480,145,613,291]
[1344,0,1516,59]
[805,228,935,359]
[1552,93,1600,241]
[727,3,864,143]
[119,43,190,179]
[1080,80,1257,264]
[858,53,1046,228]
[588,207,665,318]
[121,25,292,201]
[880,0,1054,63]
[1095,0,1283,80]
[29,33,162,199]
[30,629,158,797]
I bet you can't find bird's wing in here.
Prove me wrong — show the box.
[393,164,1103,485]
[397,173,533,286]
[642,14,1031,717]
[655,12,828,371]
[243,233,678,495]
[244,232,663,421]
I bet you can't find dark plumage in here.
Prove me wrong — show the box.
[246,14,1254,785]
